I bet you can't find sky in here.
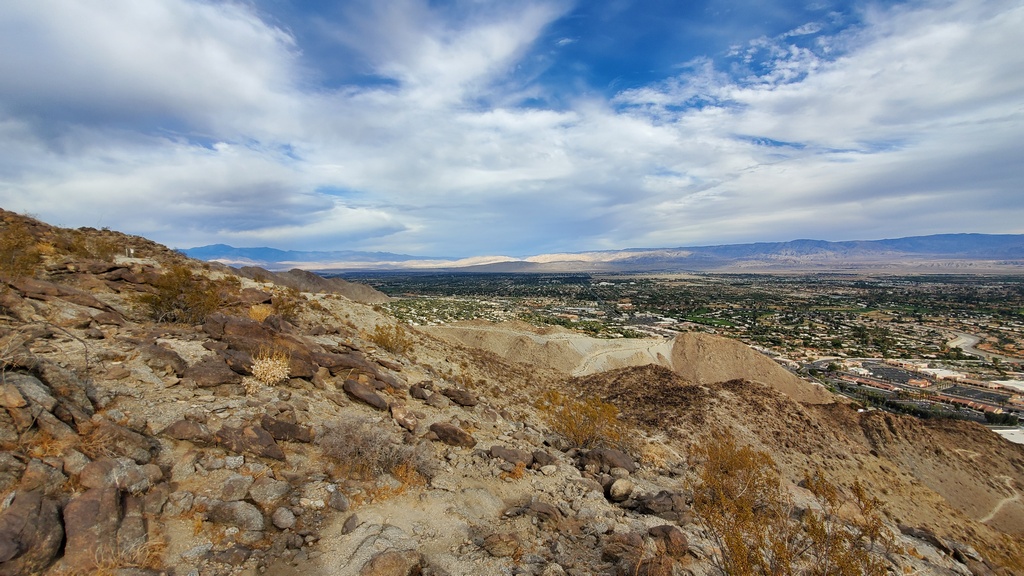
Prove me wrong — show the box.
[1,0,1022,257]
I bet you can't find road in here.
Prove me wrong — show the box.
[945,331,1021,363]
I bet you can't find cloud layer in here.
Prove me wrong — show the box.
[0,0,1021,255]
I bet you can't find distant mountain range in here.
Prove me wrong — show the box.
[183,233,1024,273]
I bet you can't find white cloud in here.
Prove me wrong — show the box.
[0,0,1021,255]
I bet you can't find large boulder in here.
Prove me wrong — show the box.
[63,486,123,571]
[343,380,389,411]
[0,490,64,575]
[215,424,286,460]
[581,447,636,474]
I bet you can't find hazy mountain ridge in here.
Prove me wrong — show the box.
[184,233,1024,272]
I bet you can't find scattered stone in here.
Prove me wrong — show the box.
[328,491,350,512]
[272,507,297,530]
[342,514,360,534]
[428,423,476,448]
[441,388,479,407]
[208,500,265,531]
[607,478,634,502]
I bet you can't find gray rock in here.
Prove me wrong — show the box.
[490,445,533,467]
[208,500,265,531]
[272,507,297,530]
[248,476,291,508]
[221,473,255,502]
[328,491,350,512]
[184,356,242,387]
[607,478,633,502]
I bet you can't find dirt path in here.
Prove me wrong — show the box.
[979,477,1020,524]
[570,338,674,377]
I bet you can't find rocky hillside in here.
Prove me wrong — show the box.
[1,208,1022,576]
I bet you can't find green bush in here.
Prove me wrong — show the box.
[136,265,221,324]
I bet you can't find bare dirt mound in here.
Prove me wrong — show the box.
[424,322,833,404]
[670,332,834,404]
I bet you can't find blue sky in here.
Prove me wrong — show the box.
[1,0,1022,257]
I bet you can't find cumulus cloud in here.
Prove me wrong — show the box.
[0,0,1021,255]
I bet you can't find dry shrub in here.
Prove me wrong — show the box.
[319,416,435,482]
[500,461,527,481]
[691,429,891,576]
[250,347,290,385]
[537,389,622,449]
[640,441,677,470]
[271,288,304,323]
[25,430,77,459]
[76,423,118,460]
[135,264,222,324]
[248,303,274,322]
[0,219,42,278]
[367,323,413,355]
